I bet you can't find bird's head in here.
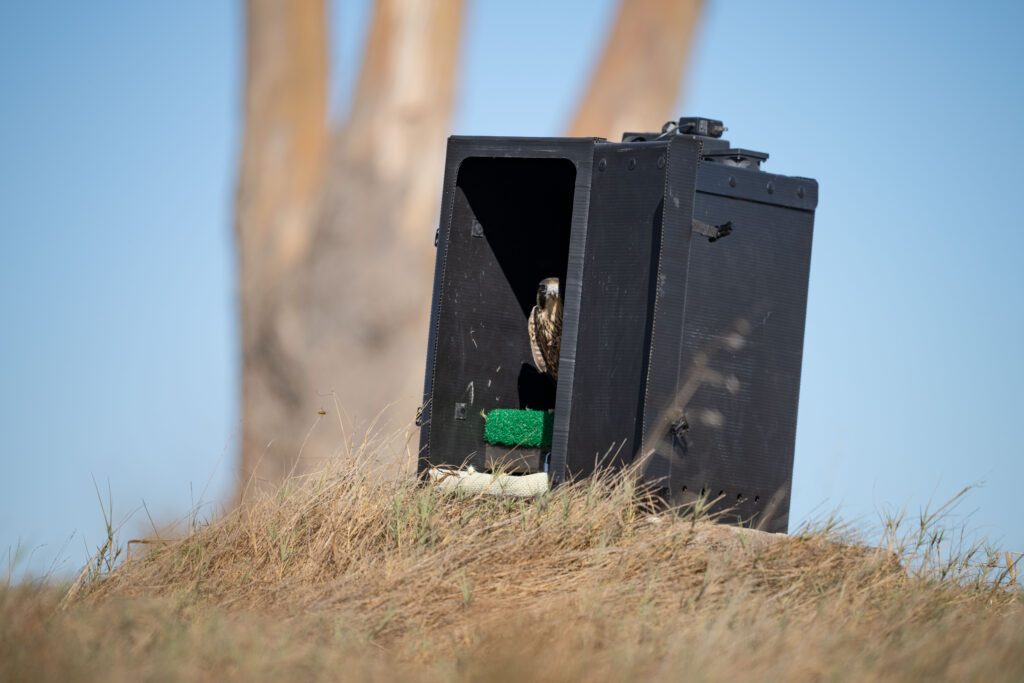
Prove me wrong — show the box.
[537,277,561,311]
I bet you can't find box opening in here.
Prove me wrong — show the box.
[428,156,576,472]
[458,156,576,411]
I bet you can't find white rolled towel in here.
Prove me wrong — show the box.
[428,467,549,497]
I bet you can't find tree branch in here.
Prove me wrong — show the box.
[568,0,703,139]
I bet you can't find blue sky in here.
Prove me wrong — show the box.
[2,0,1022,578]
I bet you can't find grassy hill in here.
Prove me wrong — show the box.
[3,458,1021,681]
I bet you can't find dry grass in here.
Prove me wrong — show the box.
[3,450,1022,681]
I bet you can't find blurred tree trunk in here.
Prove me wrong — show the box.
[236,0,329,489]
[235,0,702,493]
[236,0,463,489]
[570,0,704,138]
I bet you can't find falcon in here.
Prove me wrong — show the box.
[528,277,563,380]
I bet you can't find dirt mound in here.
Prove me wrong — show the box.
[5,459,1022,681]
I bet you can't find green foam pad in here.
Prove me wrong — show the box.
[484,409,554,448]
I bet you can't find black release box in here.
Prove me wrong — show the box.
[418,120,817,533]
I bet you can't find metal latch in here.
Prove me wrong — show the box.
[670,414,690,442]
[692,219,733,243]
